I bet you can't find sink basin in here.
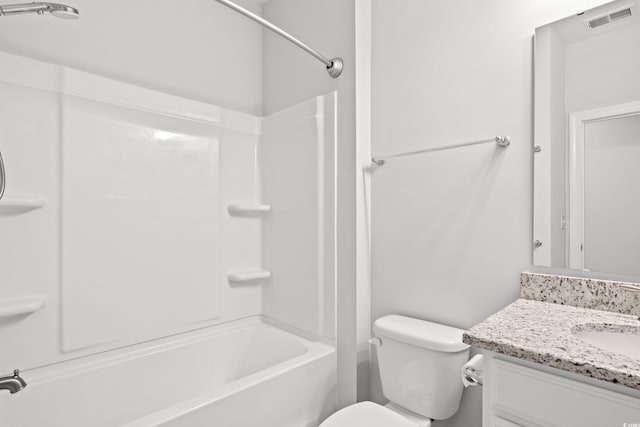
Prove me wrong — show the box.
[574,329,640,360]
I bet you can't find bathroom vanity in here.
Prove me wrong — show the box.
[464,273,640,427]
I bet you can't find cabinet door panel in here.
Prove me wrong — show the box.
[490,358,640,427]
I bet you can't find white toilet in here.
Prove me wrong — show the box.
[321,315,470,427]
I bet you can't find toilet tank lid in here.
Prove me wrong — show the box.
[373,315,470,353]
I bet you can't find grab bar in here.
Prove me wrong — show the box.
[0,148,5,200]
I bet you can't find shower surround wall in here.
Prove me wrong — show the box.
[261,96,337,337]
[0,47,337,399]
[0,51,257,370]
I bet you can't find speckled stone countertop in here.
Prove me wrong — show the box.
[520,272,640,316]
[463,298,640,390]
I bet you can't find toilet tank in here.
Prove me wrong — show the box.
[372,315,470,420]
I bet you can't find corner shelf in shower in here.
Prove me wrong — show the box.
[227,203,271,217]
[0,295,46,318]
[227,270,271,284]
[0,194,47,213]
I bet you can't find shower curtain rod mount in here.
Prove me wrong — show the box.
[212,0,343,78]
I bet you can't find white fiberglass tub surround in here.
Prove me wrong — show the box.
[0,317,336,427]
[0,51,338,427]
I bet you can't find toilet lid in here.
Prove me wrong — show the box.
[320,402,416,427]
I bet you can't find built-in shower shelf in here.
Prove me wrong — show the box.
[227,270,271,283]
[0,295,46,318]
[227,203,271,217]
[0,194,47,212]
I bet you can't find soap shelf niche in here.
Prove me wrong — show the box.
[227,270,271,284]
[0,194,47,213]
[227,203,271,217]
[0,295,46,318]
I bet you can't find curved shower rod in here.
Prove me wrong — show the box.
[212,0,343,78]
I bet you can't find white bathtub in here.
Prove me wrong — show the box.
[0,317,337,427]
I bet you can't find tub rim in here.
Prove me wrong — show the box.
[17,316,332,387]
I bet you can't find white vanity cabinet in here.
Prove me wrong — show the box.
[482,352,640,427]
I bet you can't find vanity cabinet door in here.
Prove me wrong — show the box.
[488,358,640,427]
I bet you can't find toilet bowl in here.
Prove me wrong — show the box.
[320,401,433,427]
[320,315,469,427]
[320,402,419,427]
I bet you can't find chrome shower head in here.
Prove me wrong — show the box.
[47,3,78,19]
[0,2,79,19]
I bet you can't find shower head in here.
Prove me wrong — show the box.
[47,3,78,19]
[0,2,79,19]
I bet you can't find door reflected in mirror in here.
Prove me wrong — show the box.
[533,0,640,275]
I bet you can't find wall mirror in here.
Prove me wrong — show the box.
[533,0,640,276]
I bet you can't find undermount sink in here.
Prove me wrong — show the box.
[573,327,640,360]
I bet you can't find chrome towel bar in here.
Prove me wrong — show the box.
[372,135,510,166]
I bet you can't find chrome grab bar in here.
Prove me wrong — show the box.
[0,147,5,200]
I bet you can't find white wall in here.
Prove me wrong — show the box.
[369,1,604,426]
[263,0,358,407]
[0,0,264,115]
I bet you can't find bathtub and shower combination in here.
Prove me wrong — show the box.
[0,1,342,426]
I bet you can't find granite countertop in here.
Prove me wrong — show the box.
[463,298,640,390]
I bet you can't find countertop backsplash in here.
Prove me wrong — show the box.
[520,272,640,317]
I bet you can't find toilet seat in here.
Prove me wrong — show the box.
[320,402,416,427]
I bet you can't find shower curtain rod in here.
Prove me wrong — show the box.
[212,0,343,78]
[371,136,511,166]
